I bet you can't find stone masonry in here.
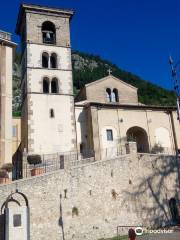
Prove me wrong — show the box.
[0,152,179,240]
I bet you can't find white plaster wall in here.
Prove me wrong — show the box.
[75,107,84,146]
[4,46,13,164]
[121,109,175,154]
[155,127,171,148]
[101,126,118,159]
[12,118,21,155]
[24,42,75,154]
[75,106,93,154]
[94,108,176,155]
[27,68,72,94]
[6,206,28,240]
[30,94,74,154]
[27,44,72,70]
[27,44,73,94]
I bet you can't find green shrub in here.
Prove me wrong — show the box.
[0,169,8,178]
[72,207,79,217]
[27,154,42,165]
[2,163,13,172]
[151,144,164,154]
[111,189,118,200]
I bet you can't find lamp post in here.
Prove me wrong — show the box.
[169,56,180,123]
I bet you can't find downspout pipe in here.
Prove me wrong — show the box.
[169,110,178,155]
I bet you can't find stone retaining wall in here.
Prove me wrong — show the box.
[0,153,179,240]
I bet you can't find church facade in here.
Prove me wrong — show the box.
[14,4,180,159]
[0,3,180,168]
[75,75,180,160]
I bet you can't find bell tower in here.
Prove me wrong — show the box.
[16,4,77,154]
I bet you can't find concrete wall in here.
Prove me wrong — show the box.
[0,153,179,240]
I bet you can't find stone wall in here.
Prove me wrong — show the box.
[26,12,71,47]
[0,153,179,240]
[77,75,138,104]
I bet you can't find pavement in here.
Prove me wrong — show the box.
[138,232,180,240]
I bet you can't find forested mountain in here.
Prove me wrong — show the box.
[13,50,176,116]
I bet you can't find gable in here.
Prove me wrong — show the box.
[84,75,138,104]
[85,75,137,91]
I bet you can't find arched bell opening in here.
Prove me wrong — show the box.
[42,21,56,44]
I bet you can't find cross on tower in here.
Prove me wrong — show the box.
[107,68,112,75]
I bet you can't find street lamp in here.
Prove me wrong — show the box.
[169,56,180,122]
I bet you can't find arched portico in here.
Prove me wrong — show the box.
[126,126,149,153]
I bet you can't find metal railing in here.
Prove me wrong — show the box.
[100,145,128,160]
[21,150,95,179]
[13,144,132,180]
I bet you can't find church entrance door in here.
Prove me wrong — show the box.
[126,126,149,153]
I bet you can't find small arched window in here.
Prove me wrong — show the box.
[42,21,56,44]
[112,88,119,102]
[51,78,59,93]
[42,52,49,68]
[43,77,49,93]
[106,88,111,102]
[50,53,57,68]
[50,109,55,118]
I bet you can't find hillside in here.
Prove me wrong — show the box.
[13,51,176,116]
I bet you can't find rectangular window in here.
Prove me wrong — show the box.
[60,155,64,169]
[12,126,17,137]
[106,129,113,141]
[80,143,83,154]
[50,109,55,118]
[13,214,21,227]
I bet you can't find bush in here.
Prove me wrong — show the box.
[72,207,79,217]
[151,144,164,154]
[27,154,42,165]
[2,163,13,172]
[111,189,118,200]
[0,169,8,178]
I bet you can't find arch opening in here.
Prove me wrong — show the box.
[42,21,56,44]
[50,53,57,68]
[43,77,50,93]
[169,198,179,223]
[106,88,111,102]
[112,88,119,102]
[51,78,59,93]
[42,52,49,68]
[126,126,149,153]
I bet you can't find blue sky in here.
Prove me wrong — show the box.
[1,0,180,89]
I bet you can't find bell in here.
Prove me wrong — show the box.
[46,32,51,39]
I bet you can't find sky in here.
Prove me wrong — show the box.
[1,0,180,90]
